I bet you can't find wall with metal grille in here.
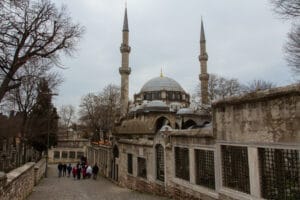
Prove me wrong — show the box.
[137,157,147,178]
[156,144,164,181]
[221,145,250,194]
[174,146,189,181]
[195,149,215,189]
[127,153,132,174]
[259,148,300,200]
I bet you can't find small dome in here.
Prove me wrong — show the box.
[140,76,185,92]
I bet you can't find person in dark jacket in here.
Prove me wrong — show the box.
[76,163,81,180]
[62,163,67,177]
[57,163,63,177]
[67,164,72,177]
[92,163,99,180]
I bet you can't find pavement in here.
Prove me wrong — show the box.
[27,164,169,200]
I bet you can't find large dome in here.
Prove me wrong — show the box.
[140,76,185,92]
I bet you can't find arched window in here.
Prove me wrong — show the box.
[156,144,164,181]
[182,119,196,129]
[155,116,170,132]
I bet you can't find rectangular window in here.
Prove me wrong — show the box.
[62,151,68,158]
[195,149,215,189]
[137,157,147,178]
[127,154,133,174]
[175,147,189,181]
[259,148,300,199]
[69,151,75,159]
[221,145,250,194]
[54,151,60,159]
[77,151,84,159]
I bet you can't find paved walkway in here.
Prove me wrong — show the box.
[27,164,169,200]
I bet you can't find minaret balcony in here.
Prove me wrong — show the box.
[199,73,209,81]
[120,44,131,53]
[198,54,208,61]
[119,67,131,75]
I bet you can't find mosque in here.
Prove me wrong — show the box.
[117,6,211,134]
[87,7,300,200]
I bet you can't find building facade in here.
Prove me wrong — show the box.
[87,7,300,200]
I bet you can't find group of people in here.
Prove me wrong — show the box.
[57,162,99,180]
[57,163,72,177]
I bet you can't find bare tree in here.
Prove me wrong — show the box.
[271,0,300,19]
[78,84,120,141]
[0,0,84,102]
[79,93,102,140]
[191,74,243,110]
[58,104,75,138]
[244,79,276,92]
[270,0,300,77]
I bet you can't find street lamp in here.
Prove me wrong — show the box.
[44,92,58,178]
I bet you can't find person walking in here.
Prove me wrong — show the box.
[72,165,77,180]
[62,163,67,177]
[67,164,72,177]
[92,163,99,180]
[57,163,63,177]
[86,165,92,179]
[76,164,81,180]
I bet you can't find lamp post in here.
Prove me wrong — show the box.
[44,92,58,178]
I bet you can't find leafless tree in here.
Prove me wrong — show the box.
[79,84,120,140]
[4,63,62,135]
[244,79,276,92]
[271,0,300,19]
[191,74,243,110]
[270,0,300,77]
[58,104,75,138]
[0,0,84,102]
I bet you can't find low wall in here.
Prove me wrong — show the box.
[0,159,46,200]
[34,158,46,185]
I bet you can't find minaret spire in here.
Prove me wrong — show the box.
[123,5,129,32]
[119,6,131,116]
[199,19,209,105]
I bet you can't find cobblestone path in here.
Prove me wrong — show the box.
[27,164,169,200]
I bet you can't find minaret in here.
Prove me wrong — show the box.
[119,7,131,116]
[199,19,209,105]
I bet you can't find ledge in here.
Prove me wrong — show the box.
[213,84,300,107]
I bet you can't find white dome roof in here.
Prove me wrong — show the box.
[140,76,185,92]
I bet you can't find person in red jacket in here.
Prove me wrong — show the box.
[72,166,77,180]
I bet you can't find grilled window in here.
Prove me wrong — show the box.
[195,149,215,189]
[137,157,147,178]
[62,151,68,158]
[127,154,133,174]
[156,144,164,181]
[175,147,189,181]
[77,151,84,159]
[221,145,250,194]
[259,148,300,200]
[54,151,60,159]
[69,151,75,159]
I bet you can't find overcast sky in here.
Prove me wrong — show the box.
[51,0,295,110]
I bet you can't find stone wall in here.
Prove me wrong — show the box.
[87,145,111,177]
[48,147,86,164]
[91,85,300,200]
[213,84,300,144]
[0,159,46,200]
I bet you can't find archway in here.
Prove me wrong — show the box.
[155,116,171,132]
[182,119,196,129]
